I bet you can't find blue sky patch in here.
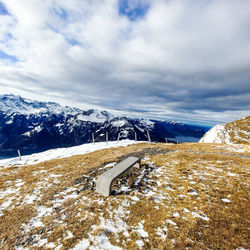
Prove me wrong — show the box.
[0,50,18,63]
[53,7,67,20]
[66,38,80,46]
[46,23,79,46]
[118,0,150,21]
[0,1,9,15]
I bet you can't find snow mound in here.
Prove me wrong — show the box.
[199,124,230,144]
[200,116,250,144]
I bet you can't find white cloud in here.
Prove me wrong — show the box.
[0,0,249,125]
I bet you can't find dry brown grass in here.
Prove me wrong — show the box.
[225,116,250,144]
[146,145,250,249]
[0,142,249,249]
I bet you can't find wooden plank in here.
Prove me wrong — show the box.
[95,157,141,196]
[147,130,151,142]
[117,133,120,143]
[17,149,21,161]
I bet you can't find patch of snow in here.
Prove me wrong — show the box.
[173,212,180,217]
[121,199,130,207]
[0,140,144,167]
[23,206,53,232]
[156,226,168,240]
[15,181,25,187]
[139,119,155,128]
[0,187,20,199]
[120,129,129,137]
[73,239,90,249]
[166,219,176,226]
[89,233,121,250]
[136,240,144,248]
[0,197,15,212]
[77,110,112,123]
[53,187,78,207]
[6,119,13,124]
[30,235,48,247]
[88,216,123,249]
[23,194,37,204]
[136,222,148,238]
[74,202,131,249]
[199,124,231,144]
[65,231,73,239]
[188,190,199,196]
[183,208,191,213]
[111,120,126,127]
[191,212,209,221]
[46,242,56,248]
[49,173,62,184]
[103,162,116,169]
[228,172,237,176]
[49,173,62,178]
[134,124,145,133]
[166,186,175,192]
[130,196,140,202]
[221,198,231,203]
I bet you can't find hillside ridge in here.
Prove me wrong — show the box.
[199,116,250,144]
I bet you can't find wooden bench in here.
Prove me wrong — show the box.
[95,156,141,196]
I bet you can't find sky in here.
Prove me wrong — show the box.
[0,0,249,126]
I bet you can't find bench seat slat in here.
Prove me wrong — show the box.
[95,156,140,196]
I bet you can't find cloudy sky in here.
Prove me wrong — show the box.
[0,0,249,126]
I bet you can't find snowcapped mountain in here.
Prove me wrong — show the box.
[0,94,114,121]
[199,116,250,144]
[0,94,207,157]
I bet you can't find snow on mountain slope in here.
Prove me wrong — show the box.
[199,116,250,144]
[77,110,114,123]
[0,94,66,115]
[111,119,127,127]
[0,94,114,122]
[0,94,206,156]
[0,140,142,167]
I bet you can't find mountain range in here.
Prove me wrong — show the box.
[0,94,208,157]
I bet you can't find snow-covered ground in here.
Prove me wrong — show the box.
[199,116,250,144]
[0,140,143,167]
[199,124,230,143]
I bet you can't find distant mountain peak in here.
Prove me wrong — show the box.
[0,94,114,120]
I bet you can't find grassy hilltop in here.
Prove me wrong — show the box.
[0,142,249,249]
[200,116,250,144]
